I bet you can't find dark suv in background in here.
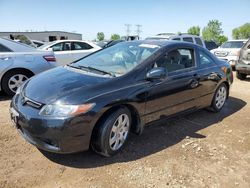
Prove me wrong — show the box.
[205,41,218,51]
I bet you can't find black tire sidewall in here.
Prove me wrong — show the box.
[93,107,131,157]
[2,70,30,96]
[236,71,247,80]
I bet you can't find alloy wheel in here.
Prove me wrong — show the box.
[215,86,227,109]
[8,74,28,93]
[109,114,130,151]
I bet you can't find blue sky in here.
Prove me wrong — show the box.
[0,0,249,40]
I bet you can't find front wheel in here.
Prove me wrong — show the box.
[91,108,131,157]
[236,71,247,80]
[2,70,32,96]
[210,83,228,112]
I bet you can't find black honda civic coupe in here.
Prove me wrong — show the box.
[10,40,233,157]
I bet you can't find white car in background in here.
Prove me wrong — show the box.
[0,38,57,96]
[39,40,101,65]
[31,40,45,48]
[146,33,207,48]
[211,40,247,70]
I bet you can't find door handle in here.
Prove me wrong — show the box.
[193,73,201,80]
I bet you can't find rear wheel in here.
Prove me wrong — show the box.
[210,83,228,112]
[91,108,131,157]
[236,71,247,80]
[2,70,32,96]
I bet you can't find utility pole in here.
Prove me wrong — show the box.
[135,24,142,38]
[124,24,131,37]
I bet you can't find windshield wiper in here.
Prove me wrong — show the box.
[67,64,116,77]
[78,65,116,77]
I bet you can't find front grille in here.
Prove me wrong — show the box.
[25,100,42,109]
[21,93,43,109]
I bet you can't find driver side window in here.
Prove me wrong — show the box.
[155,48,195,72]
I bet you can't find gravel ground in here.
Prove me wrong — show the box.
[0,73,249,188]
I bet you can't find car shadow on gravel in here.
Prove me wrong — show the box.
[40,96,246,168]
[243,77,250,82]
[0,91,11,101]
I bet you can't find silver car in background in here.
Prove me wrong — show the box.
[0,38,57,96]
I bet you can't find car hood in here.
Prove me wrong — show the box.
[212,48,240,53]
[23,66,112,104]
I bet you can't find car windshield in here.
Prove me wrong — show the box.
[72,42,160,76]
[38,41,56,49]
[221,41,245,48]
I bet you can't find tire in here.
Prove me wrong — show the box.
[91,107,131,157]
[236,71,247,80]
[1,70,32,96]
[210,83,228,112]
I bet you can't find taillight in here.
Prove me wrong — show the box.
[43,55,56,62]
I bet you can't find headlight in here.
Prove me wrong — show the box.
[39,103,95,117]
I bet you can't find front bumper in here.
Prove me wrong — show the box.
[217,56,239,67]
[10,94,96,154]
[236,64,250,74]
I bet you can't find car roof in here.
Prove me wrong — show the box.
[38,39,100,49]
[125,39,200,48]
[0,37,37,52]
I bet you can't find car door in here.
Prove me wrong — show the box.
[194,48,225,107]
[50,42,72,66]
[71,42,95,62]
[0,44,14,71]
[144,46,201,123]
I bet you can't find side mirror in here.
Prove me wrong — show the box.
[47,47,53,51]
[146,67,167,80]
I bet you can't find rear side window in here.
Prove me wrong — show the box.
[0,44,11,52]
[172,38,180,41]
[72,42,93,50]
[183,37,194,43]
[195,38,203,46]
[199,50,216,67]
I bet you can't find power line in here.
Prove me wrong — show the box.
[124,24,131,36]
[135,24,142,37]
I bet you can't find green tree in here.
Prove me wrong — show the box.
[217,35,228,45]
[97,32,105,41]
[177,31,182,35]
[232,23,250,39]
[111,34,120,40]
[187,26,200,36]
[202,20,223,43]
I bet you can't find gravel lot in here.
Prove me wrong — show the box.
[0,73,250,188]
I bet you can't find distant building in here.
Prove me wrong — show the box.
[0,31,82,42]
